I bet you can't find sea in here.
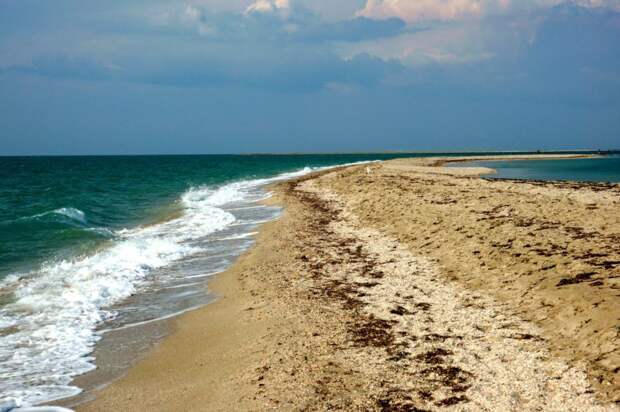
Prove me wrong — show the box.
[465,155,620,183]
[0,152,617,407]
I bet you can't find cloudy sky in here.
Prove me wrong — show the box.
[1,0,619,154]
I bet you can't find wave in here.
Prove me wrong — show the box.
[0,208,115,244]
[0,161,376,406]
[0,191,238,404]
[16,207,88,226]
[50,208,87,224]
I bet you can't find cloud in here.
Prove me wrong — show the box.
[2,0,618,98]
[338,23,495,66]
[357,0,489,23]
[149,2,407,42]
[572,0,620,10]
[346,0,620,67]
[355,0,620,23]
[245,0,291,15]
[0,0,410,92]
[293,17,408,42]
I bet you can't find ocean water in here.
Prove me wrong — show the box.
[0,152,612,406]
[467,155,620,183]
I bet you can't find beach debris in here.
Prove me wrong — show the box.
[557,272,597,286]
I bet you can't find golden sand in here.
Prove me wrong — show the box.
[75,156,619,411]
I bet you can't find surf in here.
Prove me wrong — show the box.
[0,164,342,406]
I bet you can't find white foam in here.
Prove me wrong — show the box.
[217,231,259,240]
[0,399,74,412]
[0,235,195,404]
[52,208,86,224]
[181,270,224,280]
[0,187,239,405]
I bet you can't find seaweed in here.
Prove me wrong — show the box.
[348,314,395,348]
[414,348,453,365]
[557,272,597,286]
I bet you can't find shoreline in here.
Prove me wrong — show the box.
[431,153,597,166]
[70,155,618,410]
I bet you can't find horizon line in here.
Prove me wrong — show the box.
[0,149,617,158]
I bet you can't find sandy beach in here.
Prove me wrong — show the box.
[75,155,620,411]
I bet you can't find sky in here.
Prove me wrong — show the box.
[0,0,619,155]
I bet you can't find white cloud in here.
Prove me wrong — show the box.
[582,0,620,10]
[356,0,620,23]
[357,0,499,23]
[245,0,290,14]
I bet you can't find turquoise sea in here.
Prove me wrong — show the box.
[468,155,620,183]
[0,152,616,406]
[0,155,400,279]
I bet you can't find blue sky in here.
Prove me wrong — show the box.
[1,0,619,154]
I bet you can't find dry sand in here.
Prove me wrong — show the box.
[75,155,619,411]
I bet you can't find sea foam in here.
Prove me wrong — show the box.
[0,181,246,404]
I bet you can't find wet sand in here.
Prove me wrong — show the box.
[75,155,619,411]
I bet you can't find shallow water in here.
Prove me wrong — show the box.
[465,155,620,183]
